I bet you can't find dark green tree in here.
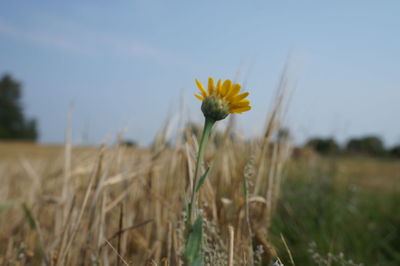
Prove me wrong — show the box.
[389,145,400,158]
[120,139,138,147]
[306,137,340,155]
[0,74,38,141]
[346,136,385,156]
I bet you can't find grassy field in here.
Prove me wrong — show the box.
[0,138,399,265]
[272,156,400,265]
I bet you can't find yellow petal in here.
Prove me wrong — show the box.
[221,80,231,96]
[231,99,250,108]
[231,106,251,113]
[208,77,215,94]
[216,79,222,95]
[225,83,241,100]
[232,92,249,102]
[194,94,204,101]
[195,79,207,97]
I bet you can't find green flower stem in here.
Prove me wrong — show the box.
[188,117,215,226]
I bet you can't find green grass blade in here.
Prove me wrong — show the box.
[195,167,210,193]
[184,216,203,265]
[21,203,36,230]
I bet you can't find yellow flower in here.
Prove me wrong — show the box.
[194,78,251,121]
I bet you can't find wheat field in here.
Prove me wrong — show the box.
[1,95,399,265]
[0,103,292,266]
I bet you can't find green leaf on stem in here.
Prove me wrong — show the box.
[184,216,203,265]
[195,167,210,193]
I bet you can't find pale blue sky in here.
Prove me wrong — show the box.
[0,1,399,146]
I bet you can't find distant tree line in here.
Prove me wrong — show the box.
[0,74,38,141]
[306,136,400,158]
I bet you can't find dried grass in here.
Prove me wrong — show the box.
[0,71,294,265]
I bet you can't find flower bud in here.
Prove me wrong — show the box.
[201,95,230,121]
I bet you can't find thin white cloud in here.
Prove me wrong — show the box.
[0,16,187,65]
[0,18,89,54]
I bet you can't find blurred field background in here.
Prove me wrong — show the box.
[1,67,400,265]
[1,97,400,265]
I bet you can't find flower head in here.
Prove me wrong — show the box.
[194,77,251,121]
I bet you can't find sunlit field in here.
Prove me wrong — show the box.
[1,124,399,265]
